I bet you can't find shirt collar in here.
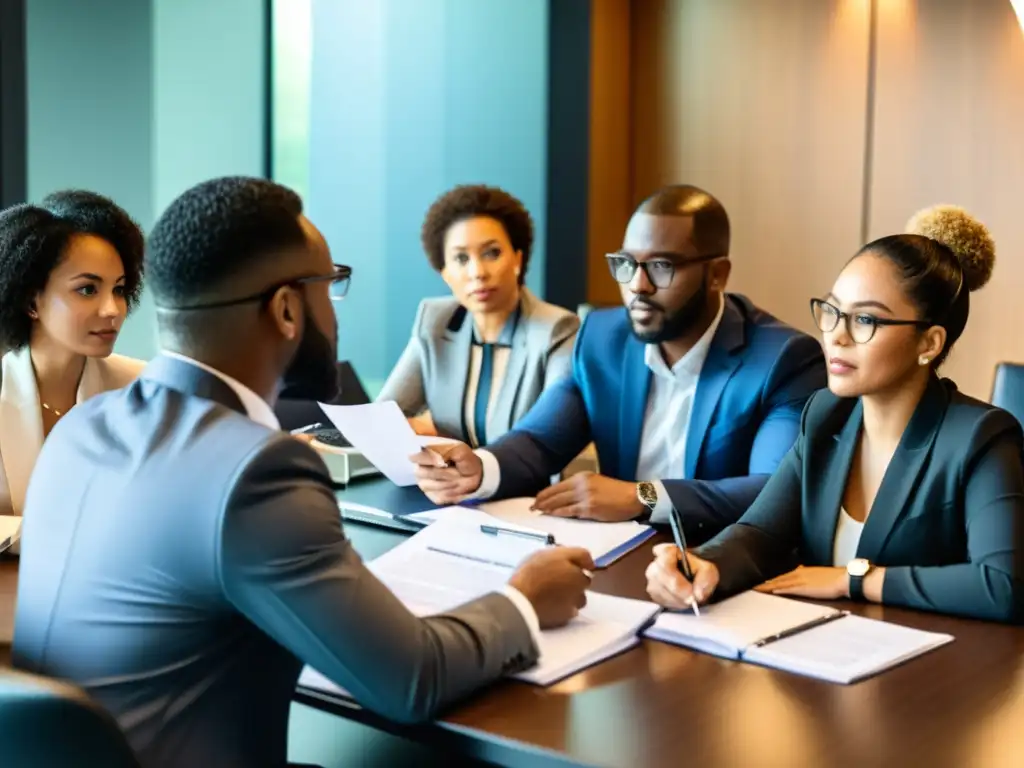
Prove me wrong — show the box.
[644,294,726,382]
[471,301,522,346]
[159,350,280,430]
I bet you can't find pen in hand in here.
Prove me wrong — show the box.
[668,508,701,616]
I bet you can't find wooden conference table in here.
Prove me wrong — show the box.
[2,478,1024,767]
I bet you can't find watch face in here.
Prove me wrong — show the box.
[637,482,657,508]
[847,558,870,577]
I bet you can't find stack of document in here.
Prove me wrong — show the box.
[644,591,954,684]
[408,498,656,568]
[0,515,20,554]
[299,519,659,693]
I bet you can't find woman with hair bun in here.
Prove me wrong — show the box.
[645,206,1024,623]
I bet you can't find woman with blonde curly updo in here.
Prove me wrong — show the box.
[645,206,1024,623]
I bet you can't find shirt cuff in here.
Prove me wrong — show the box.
[501,585,543,648]
[465,449,501,501]
[649,480,674,525]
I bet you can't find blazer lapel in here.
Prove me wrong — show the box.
[617,334,651,480]
[856,377,948,561]
[807,403,863,564]
[0,348,46,514]
[434,305,474,438]
[684,302,744,478]
[490,298,529,437]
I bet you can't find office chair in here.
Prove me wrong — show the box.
[275,361,371,432]
[991,362,1024,430]
[0,668,141,767]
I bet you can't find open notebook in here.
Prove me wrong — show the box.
[299,519,659,696]
[407,497,656,568]
[0,515,20,554]
[644,591,953,684]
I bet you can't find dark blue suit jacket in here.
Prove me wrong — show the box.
[486,294,827,541]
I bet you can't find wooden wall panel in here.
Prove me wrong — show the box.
[868,0,1024,398]
[630,0,871,334]
[586,0,634,308]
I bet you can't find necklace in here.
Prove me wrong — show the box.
[41,402,65,417]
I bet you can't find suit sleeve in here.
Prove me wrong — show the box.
[487,317,594,498]
[659,333,826,539]
[376,303,428,416]
[693,403,810,597]
[882,412,1024,623]
[219,436,538,724]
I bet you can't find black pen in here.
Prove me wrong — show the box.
[668,507,700,616]
[480,524,555,545]
[748,610,849,648]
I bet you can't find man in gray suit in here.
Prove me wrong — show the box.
[13,177,594,768]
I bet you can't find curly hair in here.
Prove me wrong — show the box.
[0,190,145,351]
[420,185,534,284]
[146,176,307,307]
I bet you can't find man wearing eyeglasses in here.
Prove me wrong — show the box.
[413,184,826,539]
[13,177,595,768]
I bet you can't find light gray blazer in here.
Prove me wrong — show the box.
[0,346,144,519]
[13,355,537,768]
[378,288,579,444]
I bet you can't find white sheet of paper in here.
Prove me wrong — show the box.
[744,614,954,684]
[318,401,455,486]
[407,497,652,564]
[645,591,841,659]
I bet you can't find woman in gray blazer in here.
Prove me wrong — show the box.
[378,185,579,447]
[646,205,1024,624]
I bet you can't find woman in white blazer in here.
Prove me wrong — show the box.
[0,190,146,532]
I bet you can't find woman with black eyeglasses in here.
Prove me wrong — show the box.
[645,205,1024,624]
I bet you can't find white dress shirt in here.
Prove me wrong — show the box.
[832,507,865,566]
[474,296,725,525]
[162,351,541,642]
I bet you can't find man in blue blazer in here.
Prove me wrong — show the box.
[413,185,826,541]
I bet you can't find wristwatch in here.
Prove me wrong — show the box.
[636,482,657,522]
[847,558,873,601]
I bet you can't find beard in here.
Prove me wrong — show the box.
[629,270,710,344]
[281,303,340,402]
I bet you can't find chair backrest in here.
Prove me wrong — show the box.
[990,362,1024,430]
[0,668,141,767]
[275,361,371,431]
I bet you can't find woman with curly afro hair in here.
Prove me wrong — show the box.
[647,206,1024,624]
[0,190,146,536]
[377,184,579,447]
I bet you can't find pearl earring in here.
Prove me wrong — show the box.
[919,356,931,366]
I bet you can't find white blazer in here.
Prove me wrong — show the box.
[0,346,145,519]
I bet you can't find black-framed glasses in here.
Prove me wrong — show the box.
[164,264,352,311]
[605,252,723,289]
[810,298,930,344]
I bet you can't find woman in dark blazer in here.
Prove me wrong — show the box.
[378,184,579,447]
[645,205,1024,623]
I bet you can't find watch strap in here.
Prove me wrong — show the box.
[849,573,865,601]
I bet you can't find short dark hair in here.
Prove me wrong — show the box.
[420,185,534,284]
[857,206,996,368]
[0,190,144,351]
[635,184,731,256]
[146,176,307,307]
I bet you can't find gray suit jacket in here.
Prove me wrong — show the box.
[377,288,579,444]
[697,377,1024,623]
[12,355,537,768]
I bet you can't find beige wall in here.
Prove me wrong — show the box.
[630,0,1024,399]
